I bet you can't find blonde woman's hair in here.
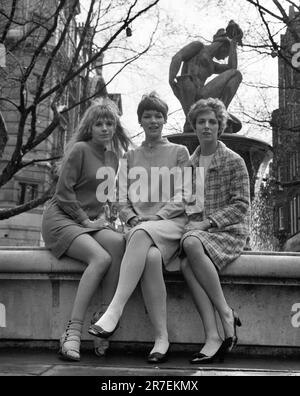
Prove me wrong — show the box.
[56,98,131,174]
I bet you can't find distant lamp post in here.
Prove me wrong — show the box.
[0,43,6,67]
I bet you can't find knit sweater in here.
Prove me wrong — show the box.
[53,141,117,222]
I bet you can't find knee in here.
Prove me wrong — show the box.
[231,69,243,83]
[110,233,126,255]
[131,229,149,243]
[182,236,200,253]
[146,247,162,266]
[88,252,112,274]
[180,257,190,274]
[235,70,243,83]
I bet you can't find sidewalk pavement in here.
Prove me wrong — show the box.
[0,347,300,376]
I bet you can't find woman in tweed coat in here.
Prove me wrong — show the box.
[181,98,250,364]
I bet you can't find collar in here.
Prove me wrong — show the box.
[87,140,106,156]
[190,141,228,169]
[141,138,169,149]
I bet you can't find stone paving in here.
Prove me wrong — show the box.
[0,348,300,376]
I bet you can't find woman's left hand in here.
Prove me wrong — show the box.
[184,219,210,233]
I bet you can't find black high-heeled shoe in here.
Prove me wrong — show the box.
[88,320,120,339]
[224,309,242,352]
[189,342,228,364]
[147,348,169,364]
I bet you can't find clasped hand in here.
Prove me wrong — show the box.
[184,219,211,233]
[82,218,115,230]
[129,215,160,228]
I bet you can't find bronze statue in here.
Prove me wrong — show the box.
[169,21,243,133]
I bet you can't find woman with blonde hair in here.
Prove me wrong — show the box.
[42,99,130,361]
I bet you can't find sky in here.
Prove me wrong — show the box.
[81,0,285,146]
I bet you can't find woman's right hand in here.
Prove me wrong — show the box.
[82,218,114,230]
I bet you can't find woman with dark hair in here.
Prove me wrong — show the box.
[42,99,131,362]
[89,92,190,363]
[181,97,250,364]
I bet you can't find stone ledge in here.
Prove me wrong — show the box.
[1,247,300,281]
[0,247,300,350]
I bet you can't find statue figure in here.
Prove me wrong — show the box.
[169,20,244,133]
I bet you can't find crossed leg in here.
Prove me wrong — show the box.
[61,231,119,360]
[181,257,223,356]
[141,247,169,355]
[182,237,235,352]
[66,232,113,323]
[94,229,169,356]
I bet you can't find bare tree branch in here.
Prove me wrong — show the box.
[0,0,160,220]
[0,184,56,220]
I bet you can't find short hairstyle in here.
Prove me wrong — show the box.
[137,91,168,122]
[188,98,228,137]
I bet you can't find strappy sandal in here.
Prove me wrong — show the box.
[58,319,83,362]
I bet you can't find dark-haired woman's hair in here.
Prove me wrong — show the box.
[137,91,168,122]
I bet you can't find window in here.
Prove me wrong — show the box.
[288,153,298,181]
[0,43,6,67]
[290,197,298,235]
[278,166,285,183]
[28,72,41,95]
[279,207,285,231]
[297,195,300,231]
[277,129,282,145]
[18,182,38,205]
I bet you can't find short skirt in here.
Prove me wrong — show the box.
[41,201,99,258]
[180,229,246,272]
[125,215,187,272]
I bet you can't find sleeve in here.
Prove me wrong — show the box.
[208,157,250,229]
[156,146,191,220]
[118,151,137,225]
[55,144,89,223]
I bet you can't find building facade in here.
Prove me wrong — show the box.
[272,6,300,250]
[0,0,81,245]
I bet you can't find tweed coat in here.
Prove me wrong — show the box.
[181,141,250,271]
